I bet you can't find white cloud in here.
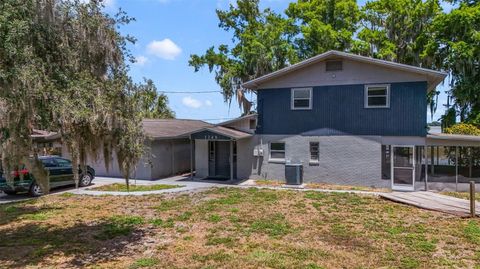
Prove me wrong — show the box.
[103,0,115,7]
[205,100,213,106]
[77,0,115,7]
[182,96,203,109]
[147,39,182,60]
[134,55,148,66]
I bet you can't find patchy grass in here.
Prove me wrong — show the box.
[95,215,145,240]
[253,179,390,192]
[305,182,390,192]
[254,179,284,186]
[442,191,480,202]
[90,183,183,192]
[0,187,479,268]
[129,258,159,269]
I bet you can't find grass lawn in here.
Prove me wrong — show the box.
[89,183,183,192]
[254,179,390,192]
[0,188,479,268]
[442,191,480,202]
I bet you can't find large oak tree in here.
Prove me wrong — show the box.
[0,0,148,192]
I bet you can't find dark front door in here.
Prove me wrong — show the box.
[208,141,231,179]
[215,141,231,179]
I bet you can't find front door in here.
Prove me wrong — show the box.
[391,146,415,191]
[208,141,231,179]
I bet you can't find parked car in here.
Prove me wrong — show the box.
[0,156,95,196]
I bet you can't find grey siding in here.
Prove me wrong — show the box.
[150,139,192,179]
[257,81,427,136]
[83,138,192,180]
[249,135,389,188]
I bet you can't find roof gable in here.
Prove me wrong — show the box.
[243,51,447,92]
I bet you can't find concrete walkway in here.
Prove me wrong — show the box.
[68,176,383,196]
[0,175,383,204]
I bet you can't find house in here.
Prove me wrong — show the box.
[34,119,212,180]
[87,119,212,180]
[189,50,480,191]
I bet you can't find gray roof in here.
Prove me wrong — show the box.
[243,50,447,91]
[217,113,257,127]
[206,126,253,140]
[143,119,212,139]
[427,133,480,143]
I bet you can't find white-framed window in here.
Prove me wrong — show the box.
[309,142,319,163]
[269,142,285,162]
[291,88,312,110]
[365,84,390,108]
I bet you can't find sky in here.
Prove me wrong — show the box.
[102,0,454,123]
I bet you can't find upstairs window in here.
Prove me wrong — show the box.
[291,88,312,110]
[365,84,390,108]
[269,142,285,162]
[326,60,343,72]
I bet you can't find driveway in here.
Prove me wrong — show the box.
[0,176,228,203]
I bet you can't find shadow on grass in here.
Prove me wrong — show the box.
[0,218,147,268]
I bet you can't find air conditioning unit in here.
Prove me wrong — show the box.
[285,164,303,185]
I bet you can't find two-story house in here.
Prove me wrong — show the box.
[189,51,480,191]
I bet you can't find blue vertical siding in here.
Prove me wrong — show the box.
[256,81,427,136]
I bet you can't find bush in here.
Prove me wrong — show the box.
[444,123,480,136]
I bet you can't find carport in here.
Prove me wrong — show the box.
[423,133,480,191]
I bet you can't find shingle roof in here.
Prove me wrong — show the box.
[205,126,253,140]
[142,119,212,139]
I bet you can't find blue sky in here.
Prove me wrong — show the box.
[104,0,453,123]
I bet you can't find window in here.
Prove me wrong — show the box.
[55,158,72,167]
[365,84,390,108]
[269,142,285,161]
[310,142,319,163]
[326,60,343,71]
[249,118,256,130]
[41,158,57,168]
[291,88,312,110]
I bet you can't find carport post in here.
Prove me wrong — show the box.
[470,181,476,218]
[424,145,428,191]
[455,146,459,192]
[190,138,193,179]
[230,140,233,180]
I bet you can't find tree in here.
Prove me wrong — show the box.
[133,79,175,119]
[425,1,480,124]
[0,0,145,192]
[353,0,441,66]
[286,0,359,59]
[189,0,297,112]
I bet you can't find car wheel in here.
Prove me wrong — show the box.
[79,173,93,187]
[29,182,44,197]
[3,190,17,195]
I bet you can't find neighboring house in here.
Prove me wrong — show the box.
[190,50,480,191]
[31,129,62,156]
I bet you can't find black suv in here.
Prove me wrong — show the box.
[0,156,95,196]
